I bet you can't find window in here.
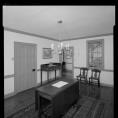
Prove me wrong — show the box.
[87,39,104,69]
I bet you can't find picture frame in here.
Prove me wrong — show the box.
[43,48,52,59]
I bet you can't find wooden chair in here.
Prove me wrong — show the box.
[89,69,101,87]
[76,67,89,83]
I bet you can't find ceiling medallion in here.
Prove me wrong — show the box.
[58,20,63,24]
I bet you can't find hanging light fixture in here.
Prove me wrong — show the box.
[51,42,70,54]
[58,42,63,54]
[50,19,70,54]
[58,20,63,24]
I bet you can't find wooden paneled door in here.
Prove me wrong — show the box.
[14,42,37,93]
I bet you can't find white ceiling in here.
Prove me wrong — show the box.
[3,6,115,41]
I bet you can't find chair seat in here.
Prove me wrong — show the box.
[77,75,86,78]
[89,77,99,80]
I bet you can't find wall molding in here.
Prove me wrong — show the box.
[4,74,15,79]
[4,27,113,42]
[66,62,72,64]
[73,78,113,88]
[37,69,41,71]
[4,92,16,99]
[62,33,113,41]
[74,66,113,72]
[100,82,114,88]
[4,26,59,42]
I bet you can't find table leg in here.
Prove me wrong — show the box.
[51,100,55,118]
[38,95,41,118]
[55,70,56,80]
[35,90,38,110]
[60,67,62,77]
[41,70,42,85]
[47,70,49,82]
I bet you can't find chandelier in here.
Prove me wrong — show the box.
[51,42,70,54]
[51,19,70,54]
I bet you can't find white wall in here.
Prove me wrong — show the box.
[4,78,14,95]
[4,30,114,96]
[63,35,114,86]
[4,30,60,95]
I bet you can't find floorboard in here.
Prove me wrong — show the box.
[4,71,114,118]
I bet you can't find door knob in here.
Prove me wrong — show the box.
[32,69,36,71]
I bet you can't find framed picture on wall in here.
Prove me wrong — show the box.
[43,48,52,59]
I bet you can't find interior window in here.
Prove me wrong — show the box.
[87,39,104,69]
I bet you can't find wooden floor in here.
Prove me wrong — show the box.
[4,71,114,118]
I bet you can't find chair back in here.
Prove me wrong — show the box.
[91,69,101,79]
[80,67,88,77]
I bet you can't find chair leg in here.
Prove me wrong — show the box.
[76,76,79,80]
[89,78,90,84]
[76,76,78,80]
[98,80,100,87]
[80,77,81,81]
[85,77,88,84]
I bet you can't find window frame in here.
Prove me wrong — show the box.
[86,39,104,70]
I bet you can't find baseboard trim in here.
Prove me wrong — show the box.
[100,83,114,88]
[74,66,113,72]
[4,78,59,99]
[4,74,15,79]
[74,78,113,88]
[4,92,16,99]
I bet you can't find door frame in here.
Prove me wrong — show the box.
[14,42,37,94]
[63,46,74,78]
[70,46,74,78]
[71,46,74,78]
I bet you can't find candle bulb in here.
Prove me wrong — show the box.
[61,42,63,49]
[66,44,68,50]
[68,43,69,50]
[51,43,54,50]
